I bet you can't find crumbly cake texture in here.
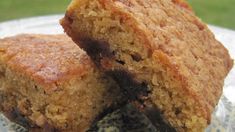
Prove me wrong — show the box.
[61,0,233,131]
[0,34,123,131]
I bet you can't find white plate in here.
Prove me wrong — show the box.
[0,15,234,132]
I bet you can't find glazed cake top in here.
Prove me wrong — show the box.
[0,34,93,92]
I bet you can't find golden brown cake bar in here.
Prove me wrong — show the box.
[61,0,233,131]
[0,34,123,131]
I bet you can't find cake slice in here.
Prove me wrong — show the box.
[61,0,233,131]
[0,34,124,131]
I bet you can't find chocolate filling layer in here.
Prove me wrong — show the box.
[79,38,115,67]
[107,70,150,101]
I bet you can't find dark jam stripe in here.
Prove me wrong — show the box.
[106,70,150,101]
[79,38,115,67]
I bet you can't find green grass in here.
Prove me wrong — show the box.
[188,0,235,29]
[0,0,70,21]
[0,0,234,29]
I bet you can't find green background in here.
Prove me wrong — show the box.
[0,0,234,29]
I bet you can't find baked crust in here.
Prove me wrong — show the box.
[0,34,92,93]
[0,34,122,131]
[61,0,233,131]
